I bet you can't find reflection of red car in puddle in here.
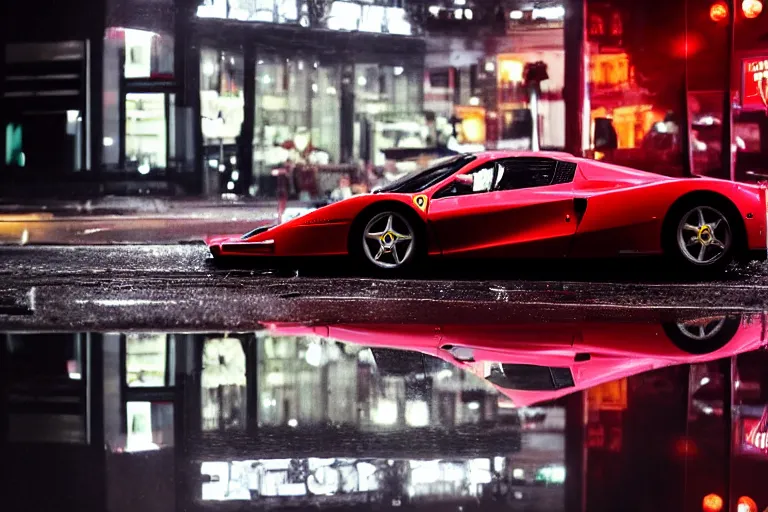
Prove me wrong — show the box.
[264,314,766,408]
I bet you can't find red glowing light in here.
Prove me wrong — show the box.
[742,0,763,18]
[710,1,728,21]
[737,496,757,512]
[703,493,724,512]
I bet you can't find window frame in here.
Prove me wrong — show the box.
[433,156,572,199]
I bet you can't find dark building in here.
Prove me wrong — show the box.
[1,0,426,198]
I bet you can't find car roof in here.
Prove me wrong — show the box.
[467,150,580,162]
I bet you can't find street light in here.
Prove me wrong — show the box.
[710,1,728,20]
[709,0,763,19]
[741,0,763,17]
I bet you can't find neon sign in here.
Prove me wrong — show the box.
[742,57,768,110]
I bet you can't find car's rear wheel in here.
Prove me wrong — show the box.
[664,199,738,273]
[350,207,424,275]
[661,315,741,354]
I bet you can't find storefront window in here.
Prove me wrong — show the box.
[354,63,425,166]
[125,92,168,172]
[3,41,87,172]
[200,47,244,195]
[123,29,174,79]
[125,334,169,387]
[126,401,174,452]
[252,55,341,198]
[201,336,247,431]
[102,28,174,170]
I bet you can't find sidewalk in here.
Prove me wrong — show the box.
[0,196,323,245]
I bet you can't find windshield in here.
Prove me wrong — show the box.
[375,154,476,193]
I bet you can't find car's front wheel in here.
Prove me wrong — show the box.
[664,200,737,273]
[350,207,424,274]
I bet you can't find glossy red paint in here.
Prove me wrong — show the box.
[206,151,768,260]
[264,315,766,408]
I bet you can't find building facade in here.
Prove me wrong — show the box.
[1,0,426,198]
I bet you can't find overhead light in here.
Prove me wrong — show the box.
[138,162,150,175]
[454,0,466,4]
[394,66,404,76]
[202,61,215,76]
[469,96,480,105]
[742,0,763,18]
[103,137,114,147]
[226,181,235,191]
[510,9,524,19]
[464,8,473,19]
[700,376,711,386]
[357,75,367,86]
[287,418,298,427]
[428,5,441,16]
[484,61,495,72]
[454,8,463,18]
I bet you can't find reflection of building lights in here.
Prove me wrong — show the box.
[454,0,466,4]
[230,57,235,65]
[372,400,398,425]
[513,468,525,479]
[468,401,480,410]
[208,159,218,168]
[393,66,404,76]
[103,137,114,147]
[454,8,463,18]
[231,170,239,181]
[226,181,235,191]
[326,86,337,95]
[305,342,323,367]
[464,8,473,19]
[405,400,430,427]
[357,76,367,86]
[428,5,440,15]
[514,491,523,499]
[469,96,480,106]
[218,164,226,172]
[311,83,318,93]
[700,376,711,386]
[138,163,150,175]
[737,496,758,512]
[742,0,762,18]
[262,74,271,85]
[510,9,524,19]
[500,59,524,83]
[298,60,304,71]
[532,6,565,19]
[485,61,496,73]
[702,406,714,415]
[69,372,82,380]
[288,418,298,428]
[703,493,724,512]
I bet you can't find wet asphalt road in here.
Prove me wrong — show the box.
[1,244,768,331]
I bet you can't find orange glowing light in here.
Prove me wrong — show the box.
[742,0,763,18]
[703,493,724,512]
[710,1,728,21]
[737,496,758,512]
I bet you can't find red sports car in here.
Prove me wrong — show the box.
[264,313,766,408]
[207,151,768,273]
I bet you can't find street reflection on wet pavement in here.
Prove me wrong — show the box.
[2,308,767,512]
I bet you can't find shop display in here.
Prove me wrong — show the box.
[206,151,767,275]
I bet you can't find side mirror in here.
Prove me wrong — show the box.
[594,117,618,151]
[454,174,474,186]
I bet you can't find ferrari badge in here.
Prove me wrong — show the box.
[413,194,428,212]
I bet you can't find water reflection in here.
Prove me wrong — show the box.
[2,312,768,512]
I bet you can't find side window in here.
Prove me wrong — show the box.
[433,163,496,199]
[494,158,576,191]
